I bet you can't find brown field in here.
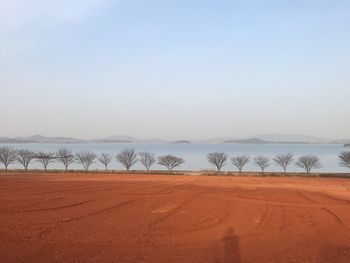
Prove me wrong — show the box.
[1,172,350,263]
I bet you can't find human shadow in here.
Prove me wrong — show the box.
[318,244,350,263]
[222,227,241,263]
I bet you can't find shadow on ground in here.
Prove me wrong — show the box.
[318,244,350,263]
[222,227,241,263]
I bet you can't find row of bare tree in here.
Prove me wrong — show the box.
[0,146,349,174]
[0,147,184,172]
[208,152,327,174]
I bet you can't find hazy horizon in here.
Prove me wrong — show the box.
[0,132,348,142]
[1,0,349,140]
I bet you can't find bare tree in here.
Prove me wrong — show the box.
[207,152,227,172]
[15,150,36,170]
[273,153,294,173]
[254,156,270,173]
[139,152,156,172]
[35,152,55,171]
[0,146,17,171]
[116,148,138,171]
[295,155,321,174]
[56,148,75,171]
[75,151,97,172]
[231,155,250,175]
[339,152,350,168]
[158,155,184,171]
[98,153,113,171]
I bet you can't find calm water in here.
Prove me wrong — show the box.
[0,143,349,173]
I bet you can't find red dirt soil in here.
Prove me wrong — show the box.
[1,172,350,263]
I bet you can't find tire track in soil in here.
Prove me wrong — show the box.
[79,179,190,195]
[150,177,199,195]
[297,190,315,203]
[108,177,193,196]
[145,186,234,242]
[342,183,350,191]
[1,182,164,214]
[143,178,201,243]
[318,192,350,205]
[30,177,164,195]
[322,207,346,228]
[225,194,345,209]
[31,182,149,195]
[102,177,196,197]
[33,178,186,197]
[249,205,271,234]
[9,199,95,214]
[37,178,196,240]
[155,197,232,237]
[38,198,140,240]
[322,207,350,236]
[104,177,188,196]
[0,197,63,213]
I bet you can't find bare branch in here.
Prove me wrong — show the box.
[254,156,270,173]
[339,152,350,169]
[158,155,184,171]
[98,153,113,171]
[35,152,55,171]
[139,152,156,172]
[56,148,75,171]
[15,149,36,170]
[207,152,227,172]
[75,151,97,172]
[116,149,138,171]
[231,155,250,174]
[0,146,17,171]
[273,153,294,173]
[295,155,321,174]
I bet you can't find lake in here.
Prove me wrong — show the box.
[1,143,349,173]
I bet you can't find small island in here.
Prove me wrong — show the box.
[345,144,350,147]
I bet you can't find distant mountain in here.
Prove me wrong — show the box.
[331,139,350,144]
[171,140,191,144]
[245,133,330,143]
[0,137,24,143]
[195,137,233,144]
[223,138,310,144]
[0,134,349,145]
[197,134,350,144]
[98,135,139,143]
[223,138,270,144]
[93,135,137,143]
[0,135,83,143]
[95,135,166,143]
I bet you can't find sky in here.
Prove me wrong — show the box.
[0,0,349,140]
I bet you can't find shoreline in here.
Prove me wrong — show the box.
[1,170,349,178]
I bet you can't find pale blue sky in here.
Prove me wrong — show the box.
[0,0,349,139]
